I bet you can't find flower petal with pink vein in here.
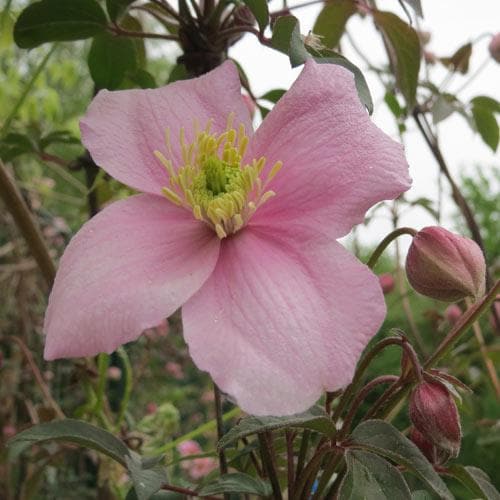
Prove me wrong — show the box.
[245,59,411,239]
[44,195,220,360]
[80,61,252,195]
[182,225,385,416]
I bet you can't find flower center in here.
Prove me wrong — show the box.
[154,113,282,239]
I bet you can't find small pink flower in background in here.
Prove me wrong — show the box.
[2,425,16,438]
[144,318,169,340]
[164,361,184,379]
[178,440,202,456]
[488,33,500,63]
[107,366,122,380]
[43,60,410,416]
[378,273,395,294]
[146,402,158,414]
[444,304,462,325]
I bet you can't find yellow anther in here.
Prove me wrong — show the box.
[157,114,283,239]
[215,224,227,239]
[162,187,183,206]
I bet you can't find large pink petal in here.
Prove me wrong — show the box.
[182,225,385,416]
[246,59,411,238]
[44,195,220,360]
[80,61,252,195]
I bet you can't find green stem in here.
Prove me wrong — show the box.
[258,432,283,500]
[295,429,310,479]
[0,160,56,287]
[116,347,133,428]
[366,227,417,269]
[1,45,57,137]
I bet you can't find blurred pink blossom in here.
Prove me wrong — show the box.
[444,304,462,325]
[488,33,500,63]
[164,361,184,379]
[107,366,122,380]
[44,60,410,416]
[378,273,395,294]
[146,402,158,414]
[177,440,202,456]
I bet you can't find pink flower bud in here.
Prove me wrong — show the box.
[405,226,486,302]
[146,402,158,415]
[2,425,17,439]
[444,304,462,325]
[424,50,437,64]
[409,427,452,465]
[409,379,461,458]
[165,361,184,379]
[488,33,500,63]
[177,440,202,456]
[378,273,395,294]
[107,366,122,381]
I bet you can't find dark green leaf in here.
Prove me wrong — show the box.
[0,132,38,161]
[373,10,421,108]
[218,406,335,449]
[402,0,423,18]
[271,15,309,67]
[259,89,286,103]
[127,69,157,89]
[258,104,271,119]
[384,91,404,118]
[448,464,500,500]
[339,449,411,499]
[313,0,357,49]
[198,473,272,497]
[167,63,189,83]
[411,492,433,500]
[242,0,268,32]
[121,15,146,67]
[14,0,107,49]
[107,0,136,21]
[315,55,374,114]
[40,130,80,149]
[471,104,499,151]
[349,420,453,499]
[7,419,130,467]
[125,453,168,500]
[440,43,472,74]
[88,33,137,90]
[471,96,500,114]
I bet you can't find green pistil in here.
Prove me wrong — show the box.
[201,156,240,197]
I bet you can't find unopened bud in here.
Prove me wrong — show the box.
[488,33,500,63]
[409,427,451,465]
[409,379,461,458]
[405,226,486,302]
[378,273,395,294]
[444,304,462,325]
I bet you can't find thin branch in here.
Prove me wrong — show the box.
[108,23,179,41]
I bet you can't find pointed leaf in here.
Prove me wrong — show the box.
[373,10,421,108]
[471,104,499,151]
[198,473,272,497]
[242,0,268,32]
[271,15,309,67]
[106,0,136,21]
[218,406,335,449]
[313,0,357,49]
[7,419,130,466]
[260,89,286,103]
[440,43,472,74]
[349,420,453,500]
[447,464,500,500]
[339,449,412,499]
[14,0,107,49]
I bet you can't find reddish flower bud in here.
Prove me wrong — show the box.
[444,304,462,325]
[409,427,452,465]
[405,226,486,302]
[409,379,461,458]
[488,33,500,63]
[378,273,395,294]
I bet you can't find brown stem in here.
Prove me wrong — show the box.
[213,383,228,480]
[108,23,179,41]
[161,483,219,499]
[0,160,55,287]
[286,430,296,499]
[258,432,283,500]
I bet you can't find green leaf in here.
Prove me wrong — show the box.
[258,104,271,119]
[218,406,335,449]
[7,419,130,467]
[315,55,373,114]
[373,10,421,108]
[271,15,309,67]
[432,93,463,124]
[242,0,269,32]
[402,0,423,18]
[470,96,500,114]
[313,0,357,49]
[198,473,272,497]
[384,91,405,118]
[440,42,472,74]
[14,0,107,49]
[411,492,433,500]
[127,69,157,89]
[471,103,499,151]
[447,464,500,500]
[40,130,80,149]
[259,89,286,103]
[125,453,168,500]
[88,33,137,90]
[167,63,189,83]
[121,15,146,68]
[349,420,453,500]
[339,449,412,499]
[0,132,38,161]
[107,0,136,21]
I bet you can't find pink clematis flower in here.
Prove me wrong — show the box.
[44,60,410,416]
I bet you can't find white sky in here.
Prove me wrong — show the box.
[229,0,500,247]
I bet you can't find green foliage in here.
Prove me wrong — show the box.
[242,0,269,32]
[440,42,473,74]
[373,10,421,108]
[470,96,500,151]
[106,0,137,22]
[198,472,272,496]
[447,464,500,500]
[14,0,107,48]
[313,0,357,49]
